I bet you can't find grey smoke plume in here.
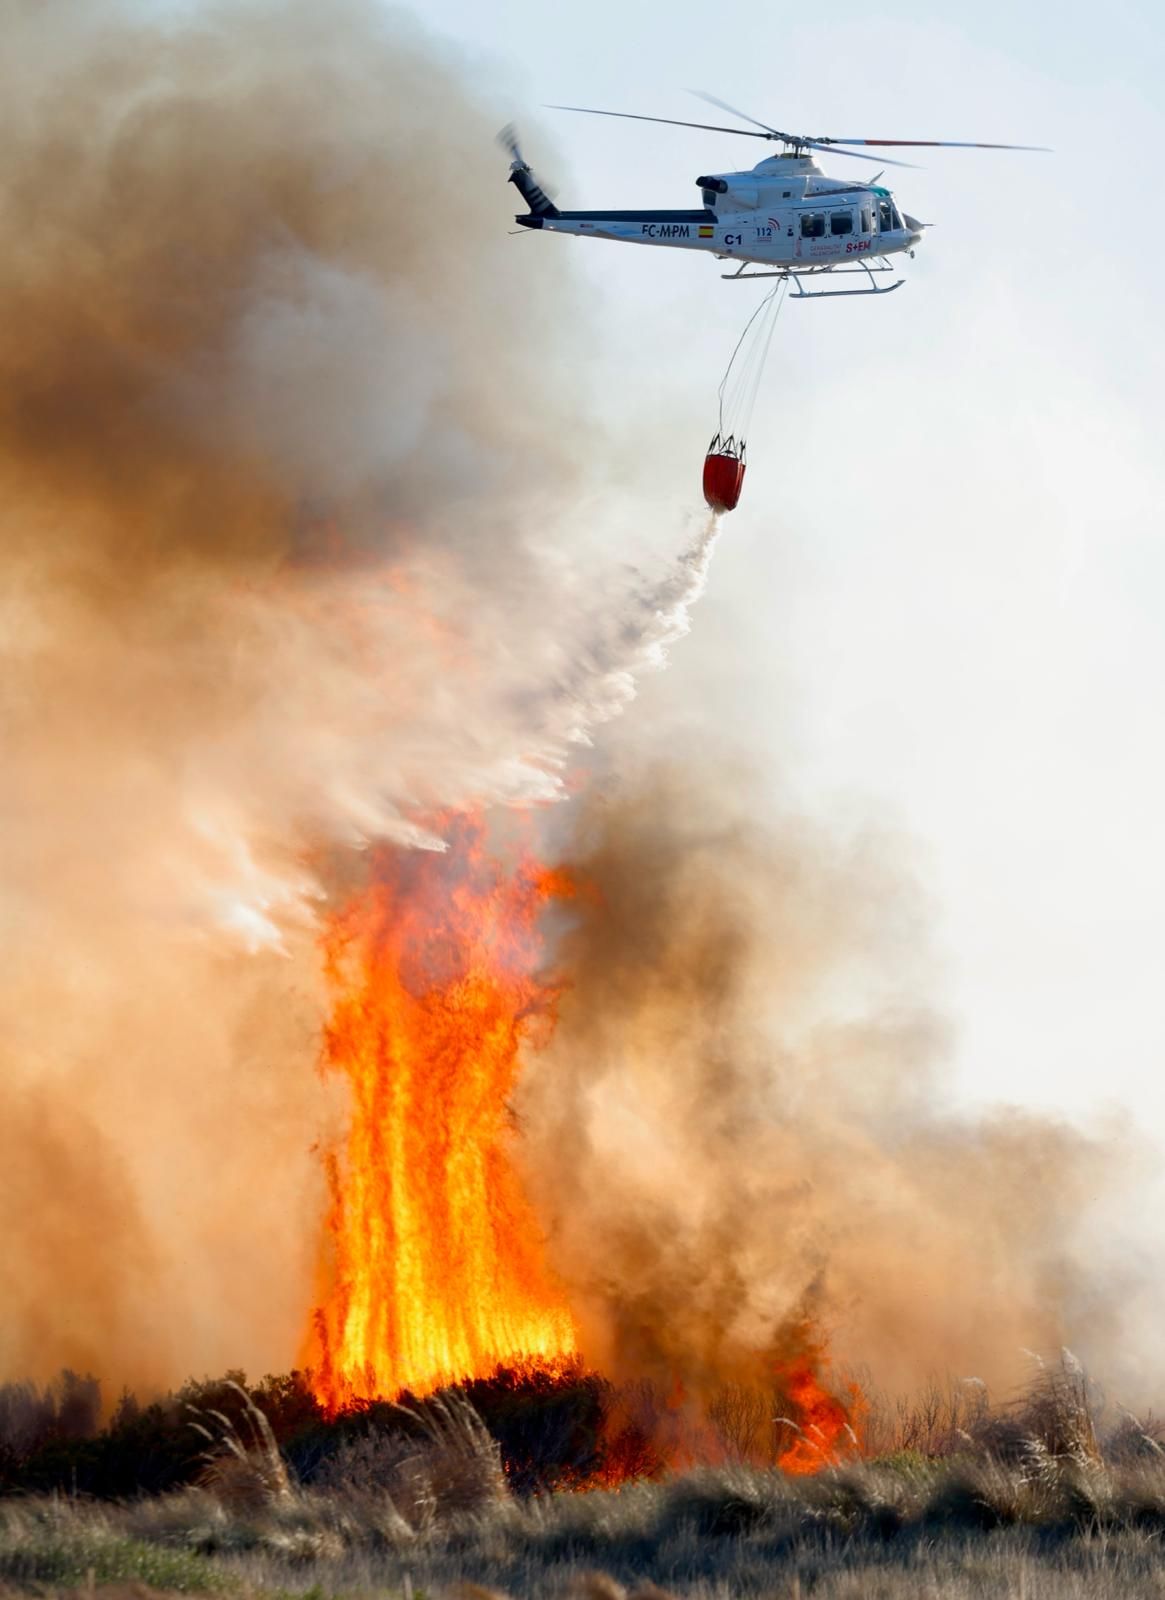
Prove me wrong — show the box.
[0,0,712,1386]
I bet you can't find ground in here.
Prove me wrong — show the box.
[6,1457,1165,1599]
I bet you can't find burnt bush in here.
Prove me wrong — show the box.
[465,1364,609,1493]
[0,1363,612,1502]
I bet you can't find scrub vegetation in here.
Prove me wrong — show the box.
[3,1358,1165,1599]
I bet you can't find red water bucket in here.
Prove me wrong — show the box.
[703,436,746,513]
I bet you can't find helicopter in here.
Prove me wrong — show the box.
[502,94,1048,299]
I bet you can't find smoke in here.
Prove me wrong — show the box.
[519,767,1129,1403]
[0,0,711,1386]
[1,0,1137,1411]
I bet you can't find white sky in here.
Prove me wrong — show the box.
[421,0,1165,1132]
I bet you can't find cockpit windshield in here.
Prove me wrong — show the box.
[876,198,904,233]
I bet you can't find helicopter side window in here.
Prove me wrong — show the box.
[800,213,825,239]
[878,199,894,233]
[829,211,853,236]
[860,206,872,233]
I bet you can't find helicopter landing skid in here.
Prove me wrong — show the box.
[788,275,904,299]
[722,258,904,297]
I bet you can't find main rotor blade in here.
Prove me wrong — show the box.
[686,92,919,164]
[687,92,1049,157]
[547,103,921,165]
[547,104,776,140]
[800,140,918,167]
[549,101,1048,165]
[686,89,786,138]
[547,103,918,166]
[818,137,1052,151]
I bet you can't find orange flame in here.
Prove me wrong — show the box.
[309,814,577,1407]
[307,815,865,1477]
[776,1330,866,1474]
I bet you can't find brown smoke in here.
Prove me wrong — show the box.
[0,0,704,1388]
[1,0,1139,1408]
[519,767,1124,1402]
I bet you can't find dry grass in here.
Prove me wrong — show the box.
[5,1449,1165,1597]
[315,1389,506,1531]
[188,1382,293,1515]
[5,1361,1165,1598]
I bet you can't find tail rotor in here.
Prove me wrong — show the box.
[497,124,560,219]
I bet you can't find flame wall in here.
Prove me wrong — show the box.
[311,819,577,1405]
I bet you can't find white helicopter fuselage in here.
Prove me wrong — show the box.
[514,153,922,277]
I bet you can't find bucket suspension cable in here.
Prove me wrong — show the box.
[716,278,787,444]
[703,281,787,514]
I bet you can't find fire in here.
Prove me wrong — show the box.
[307,812,864,1478]
[776,1328,865,1474]
[309,814,577,1407]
